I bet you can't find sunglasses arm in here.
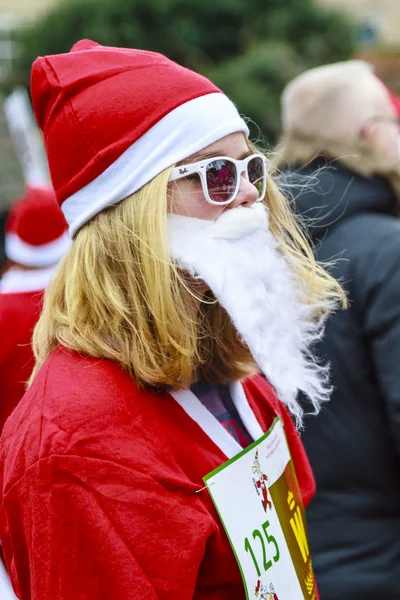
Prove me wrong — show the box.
[169,160,208,182]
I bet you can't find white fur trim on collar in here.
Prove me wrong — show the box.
[170,381,263,459]
[5,231,71,268]
[230,381,264,440]
[170,388,242,459]
[62,93,249,237]
[0,266,55,294]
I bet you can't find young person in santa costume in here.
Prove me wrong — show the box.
[0,185,69,433]
[0,40,344,600]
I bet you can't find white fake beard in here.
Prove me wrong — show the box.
[167,202,330,427]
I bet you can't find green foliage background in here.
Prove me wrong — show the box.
[8,0,356,144]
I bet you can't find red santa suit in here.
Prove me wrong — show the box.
[0,269,50,432]
[0,347,316,600]
[0,186,69,433]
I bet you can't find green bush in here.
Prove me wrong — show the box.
[8,0,356,143]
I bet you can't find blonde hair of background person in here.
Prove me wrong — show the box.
[31,147,345,391]
[275,60,400,187]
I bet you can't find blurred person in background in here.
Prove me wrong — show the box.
[0,40,344,600]
[0,185,69,433]
[276,60,400,600]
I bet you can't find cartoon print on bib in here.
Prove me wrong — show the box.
[252,450,272,511]
[255,580,279,600]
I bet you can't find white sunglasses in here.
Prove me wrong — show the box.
[169,153,267,205]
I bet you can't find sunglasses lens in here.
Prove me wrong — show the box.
[247,156,265,198]
[206,159,237,203]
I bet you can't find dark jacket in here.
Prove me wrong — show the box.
[286,160,400,600]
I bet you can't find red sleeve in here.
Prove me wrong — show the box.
[1,454,215,600]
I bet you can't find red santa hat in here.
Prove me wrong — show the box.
[5,185,70,267]
[387,87,400,117]
[31,39,249,237]
[374,74,400,117]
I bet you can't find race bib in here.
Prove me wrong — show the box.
[203,417,316,600]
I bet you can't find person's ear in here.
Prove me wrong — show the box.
[360,120,375,140]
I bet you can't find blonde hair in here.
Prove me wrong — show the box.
[30,153,345,388]
[274,133,400,183]
[281,61,378,141]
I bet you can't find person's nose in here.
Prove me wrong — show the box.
[229,172,259,208]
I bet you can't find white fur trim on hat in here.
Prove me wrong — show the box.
[0,266,56,294]
[62,93,249,237]
[5,231,71,267]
